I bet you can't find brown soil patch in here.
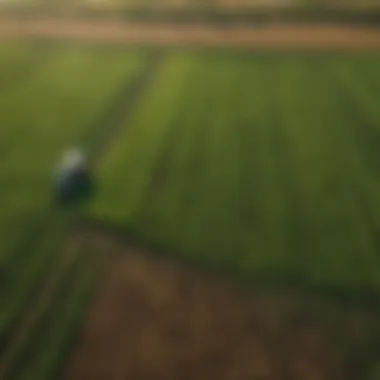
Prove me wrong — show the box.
[63,232,379,380]
[1,18,380,49]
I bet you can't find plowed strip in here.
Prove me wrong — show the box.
[1,19,380,49]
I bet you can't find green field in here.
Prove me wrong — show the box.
[91,52,380,296]
[1,44,380,378]
[0,43,146,379]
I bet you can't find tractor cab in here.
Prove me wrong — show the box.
[54,148,92,203]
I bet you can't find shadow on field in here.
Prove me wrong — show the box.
[54,172,96,209]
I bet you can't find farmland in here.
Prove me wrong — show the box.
[91,52,380,296]
[0,43,146,379]
[1,41,380,379]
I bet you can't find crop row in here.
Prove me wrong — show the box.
[0,45,149,379]
[91,52,380,297]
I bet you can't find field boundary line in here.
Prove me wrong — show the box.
[78,215,380,308]
[60,223,380,380]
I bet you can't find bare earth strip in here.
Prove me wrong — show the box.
[1,18,380,49]
[62,230,379,380]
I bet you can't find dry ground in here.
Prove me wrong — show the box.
[62,232,379,380]
[1,18,380,49]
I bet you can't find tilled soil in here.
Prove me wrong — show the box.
[62,233,379,380]
[1,18,380,49]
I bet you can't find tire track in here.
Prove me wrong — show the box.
[7,236,107,380]
[79,48,164,164]
[263,59,306,283]
[322,63,380,254]
[0,232,84,380]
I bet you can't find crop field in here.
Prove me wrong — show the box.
[0,42,146,379]
[91,52,380,296]
[1,42,380,379]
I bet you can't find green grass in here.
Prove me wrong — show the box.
[90,51,380,297]
[8,244,104,380]
[0,43,49,92]
[0,43,146,337]
[3,47,380,379]
[0,46,144,261]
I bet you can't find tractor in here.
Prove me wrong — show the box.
[54,148,92,204]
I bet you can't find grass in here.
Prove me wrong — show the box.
[0,45,144,261]
[90,51,380,298]
[7,244,105,380]
[0,43,51,94]
[0,43,146,348]
[2,46,380,379]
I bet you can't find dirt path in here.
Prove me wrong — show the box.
[62,229,379,380]
[1,18,380,49]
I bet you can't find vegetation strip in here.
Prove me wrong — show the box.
[0,50,146,353]
[264,59,306,280]
[0,224,82,379]
[0,48,144,266]
[323,62,380,250]
[82,48,164,165]
[7,240,107,380]
[0,50,164,380]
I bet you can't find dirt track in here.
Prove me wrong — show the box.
[1,18,380,49]
[62,232,378,380]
